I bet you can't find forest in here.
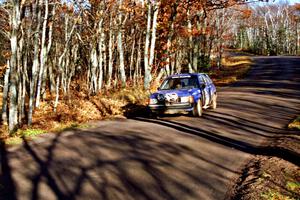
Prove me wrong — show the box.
[0,0,299,133]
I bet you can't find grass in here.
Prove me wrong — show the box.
[258,160,300,200]
[288,116,300,130]
[261,179,300,200]
[3,124,93,145]
[286,181,300,192]
[261,190,295,200]
[21,129,46,137]
[51,123,92,133]
[3,128,60,145]
[5,137,23,145]
[232,155,300,200]
[3,129,46,145]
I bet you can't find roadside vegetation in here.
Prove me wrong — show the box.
[210,55,252,86]
[232,156,300,200]
[232,118,300,200]
[288,116,300,130]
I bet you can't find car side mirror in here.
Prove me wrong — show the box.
[201,84,206,89]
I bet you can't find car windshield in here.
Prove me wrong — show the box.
[160,76,199,90]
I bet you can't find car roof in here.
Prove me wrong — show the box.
[167,73,207,79]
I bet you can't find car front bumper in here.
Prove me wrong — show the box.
[148,103,194,114]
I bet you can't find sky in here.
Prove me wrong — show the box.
[252,0,299,8]
[0,0,299,6]
[287,0,300,4]
[257,0,299,5]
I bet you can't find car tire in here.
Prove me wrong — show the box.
[210,94,217,109]
[192,100,203,117]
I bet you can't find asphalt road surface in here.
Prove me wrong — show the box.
[1,56,300,200]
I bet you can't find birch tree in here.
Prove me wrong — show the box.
[144,0,159,89]
[117,0,126,87]
[8,0,23,132]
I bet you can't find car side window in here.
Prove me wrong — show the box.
[198,75,205,86]
[201,75,210,85]
[204,75,212,85]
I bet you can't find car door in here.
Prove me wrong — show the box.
[199,75,210,106]
[204,74,214,99]
[205,75,216,97]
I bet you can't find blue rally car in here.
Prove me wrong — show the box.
[148,73,217,117]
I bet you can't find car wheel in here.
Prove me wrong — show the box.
[192,100,203,117]
[210,94,217,109]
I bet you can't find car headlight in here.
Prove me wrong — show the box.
[181,96,194,103]
[149,98,158,104]
[189,96,194,103]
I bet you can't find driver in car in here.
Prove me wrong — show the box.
[170,79,182,89]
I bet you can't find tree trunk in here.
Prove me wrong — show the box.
[117,0,126,87]
[90,45,98,94]
[97,20,104,91]
[42,3,55,101]
[1,61,10,125]
[8,0,22,132]
[144,0,152,89]
[129,28,135,81]
[187,9,193,73]
[36,0,49,108]
[193,19,200,72]
[53,75,60,112]
[134,34,142,85]
[107,15,114,87]
[149,1,159,69]
[28,0,42,126]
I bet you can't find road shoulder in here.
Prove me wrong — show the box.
[228,132,300,200]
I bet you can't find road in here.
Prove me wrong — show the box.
[1,56,300,200]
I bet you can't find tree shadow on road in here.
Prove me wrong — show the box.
[133,117,300,167]
[0,126,236,200]
[22,133,69,200]
[2,115,298,200]
[0,141,17,200]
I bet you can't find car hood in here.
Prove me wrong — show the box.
[150,88,200,98]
